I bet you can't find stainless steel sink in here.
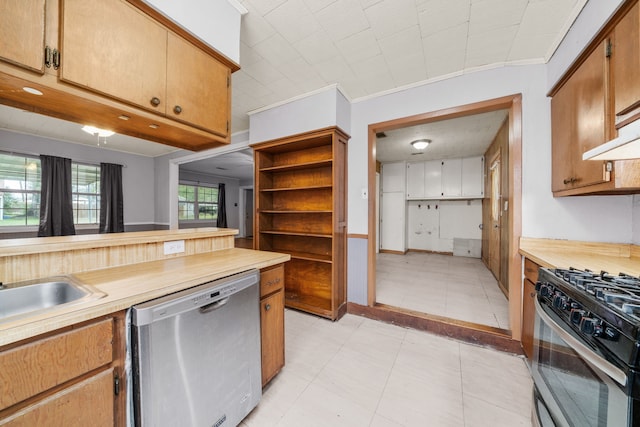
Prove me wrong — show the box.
[0,276,106,323]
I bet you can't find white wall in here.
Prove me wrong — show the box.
[141,0,243,63]
[249,86,349,143]
[0,130,156,228]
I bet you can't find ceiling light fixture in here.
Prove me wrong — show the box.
[411,139,431,150]
[82,125,114,137]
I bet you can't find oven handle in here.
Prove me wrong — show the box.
[535,298,627,387]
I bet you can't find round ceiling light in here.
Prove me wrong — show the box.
[82,125,115,137]
[411,139,431,150]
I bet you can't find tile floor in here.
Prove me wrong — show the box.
[242,310,533,427]
[376,252,510,329]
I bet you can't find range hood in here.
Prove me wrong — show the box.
[583,119,640,160]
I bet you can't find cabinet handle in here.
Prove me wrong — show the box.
[173,105,182,115]
[264,303,271,311]
[150,97,161,107]
[44,46,52,68]
[52,49,60,70]
[563,177,577,185]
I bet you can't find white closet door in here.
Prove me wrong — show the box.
[380,192,405,252]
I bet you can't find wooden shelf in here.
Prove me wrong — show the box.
[259,210,332,214]
[284,292,332,317]
[260,185,332,192]
[259,159,332,173]
[260,230,332,238]
[252,126,349,321]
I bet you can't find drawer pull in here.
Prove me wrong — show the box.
[173,105,182,114]
[265,303,271,311]
[150,97,161,107]
[266,278,281,287]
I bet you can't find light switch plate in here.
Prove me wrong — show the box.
[164,240,185,255]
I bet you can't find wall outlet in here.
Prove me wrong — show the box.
[164,240,185,255]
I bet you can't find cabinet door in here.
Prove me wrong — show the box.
[551,78,576,192]
[572,41,610,189]
[441,159,462,197]
[261,290,284,386]
[424,160,442,198]
[522,278,536,360]
[166,33,230,137]
[60,0,167,113]
[613,2,640,119]
[1,369,115,427]
[380,191,405,252]
[0,0,46,73]
[461,156,484,197]
[406,162,425,199]
[381,162,406,193]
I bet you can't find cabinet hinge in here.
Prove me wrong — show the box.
[226,121,229,133]
[44,46,52,68]
[227,75,230,88]
[606,40,612,58]
[114,373,120,396]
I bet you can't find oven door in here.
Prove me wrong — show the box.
[532,298,629,427]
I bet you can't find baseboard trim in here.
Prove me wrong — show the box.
[347,302,523,355]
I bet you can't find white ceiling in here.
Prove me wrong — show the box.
[0,0,585,178]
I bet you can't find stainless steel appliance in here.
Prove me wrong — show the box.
[131,270,261,427]
[532,267,640,427]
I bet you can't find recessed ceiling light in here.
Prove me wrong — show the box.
[22,87,43,96]
[118,115,130,121]
[411,139,431,150]
[149,124,159,129]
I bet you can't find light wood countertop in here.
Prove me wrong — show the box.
[0,227,237,256]
[0,248,290,347]
[520,237,640,276]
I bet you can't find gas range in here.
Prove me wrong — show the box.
[537,267,640,370]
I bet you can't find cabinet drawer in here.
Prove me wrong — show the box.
[0,368,114,426]
[0,318,113,410]
[524,258,540,283]
[260,264,284,297]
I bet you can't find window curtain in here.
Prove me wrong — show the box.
[38,155,76,237]
[216,183,227,227]
[99,163,124,233]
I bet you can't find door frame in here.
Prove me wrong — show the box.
[367,94,523,340]
[238,185,253,238]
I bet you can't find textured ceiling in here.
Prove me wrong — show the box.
[0,0,585,167]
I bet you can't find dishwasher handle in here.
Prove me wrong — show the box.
[199,297,230,314]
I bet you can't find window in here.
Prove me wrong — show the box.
[178,183,218,221]
[0,154,41,226]
[72,163,100,224]
[0,153,101,227]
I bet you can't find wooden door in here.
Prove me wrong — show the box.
[488,155,501,279]
[60,0,167,113]
[613,2,640,118]
[0,0,46,73]
[166,33,230,137]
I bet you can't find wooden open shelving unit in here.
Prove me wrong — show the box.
[252,127,349,320]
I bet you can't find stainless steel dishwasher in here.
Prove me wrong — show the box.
[131,269,261,427]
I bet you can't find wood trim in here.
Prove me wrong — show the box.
[125,0,240,72]
[407,249,453,256]
[379,249,406,255]
[347,302,523,355]
[548,0,639,96]
[367,94,523,340]
[347,233,368,239]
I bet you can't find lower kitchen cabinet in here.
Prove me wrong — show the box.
[522,258,540,360]
[260,264,285,387]
[0,312,126,426]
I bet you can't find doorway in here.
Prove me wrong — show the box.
[366,94,523,340]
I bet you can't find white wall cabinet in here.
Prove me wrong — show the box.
[382,162,406,193]
[406,156,483,200]
[380,162,406,253]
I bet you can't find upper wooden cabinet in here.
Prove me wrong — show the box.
[550,0,640,196]
[612,1,640,124]
[0,0,237,151]
[166,33,230,137]
[61,0,168,115]
[0,0,46,73]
